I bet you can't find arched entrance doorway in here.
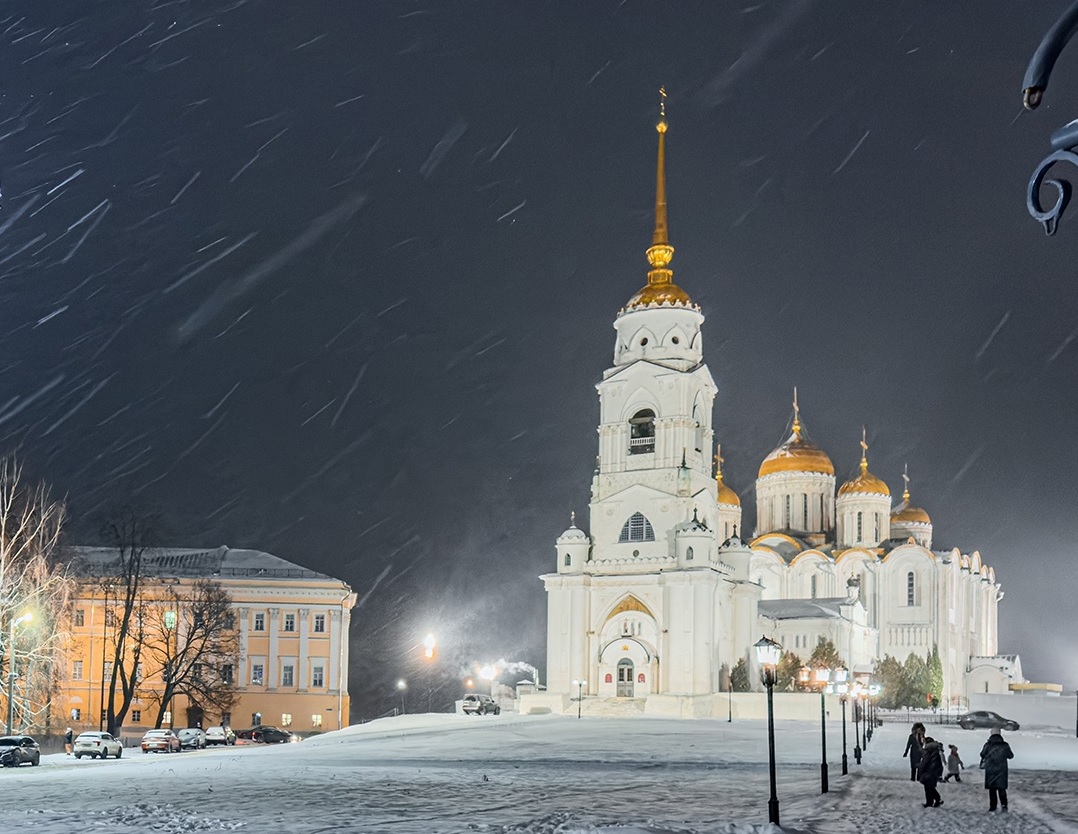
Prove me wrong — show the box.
[616,658,635,697]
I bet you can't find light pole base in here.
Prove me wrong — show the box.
[768,798,780,826]
[821,763,829,793]
[841,753,848,776]
[854,745,862,765]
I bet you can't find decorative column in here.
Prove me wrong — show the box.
[238,607,249,682]
[268,608,280,689]
[298,608,310,691]
[329,609,342,691]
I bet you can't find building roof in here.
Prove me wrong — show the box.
[757,598,852,621]
[68,545,342,583]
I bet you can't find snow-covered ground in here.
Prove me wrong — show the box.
[1,715,1076,833]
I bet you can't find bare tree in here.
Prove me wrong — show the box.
[96,507,158,736]
[142,580,239,728]
[0,457,73,732]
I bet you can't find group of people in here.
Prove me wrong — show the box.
[903,721,1014,812]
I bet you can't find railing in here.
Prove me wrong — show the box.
[628,437,655,454]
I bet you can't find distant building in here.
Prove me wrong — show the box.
[539,107,1017,716]
[60,546,355,736]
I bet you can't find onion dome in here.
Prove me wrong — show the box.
[624,88,695,311]
[891,465,931,524]
[714,445,741,506]
[557,511,589,543]
[838,429,890,497]
[758,391,835,478]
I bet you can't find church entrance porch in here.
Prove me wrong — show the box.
[616,659,634,697]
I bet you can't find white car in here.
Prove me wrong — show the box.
[177,728,207,749]
[73,731,123,759]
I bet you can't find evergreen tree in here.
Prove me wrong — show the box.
[873,655,904,709]
[776,651,804,691]
[900,652,931,708]
[927,644,944,707]
[808,638,843,672]
[730,657,751,692]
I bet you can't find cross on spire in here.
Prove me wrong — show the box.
[902,464,911,501]
[714,444,725,480]
[792,387,802,436]
[859,426,869,470]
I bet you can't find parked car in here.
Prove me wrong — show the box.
[0,735,40,767]
[462,694,500,716]
[957,710,1020,731]
[205,726,236,746]
[140,729,182,753]
[177,728,208,749]
[252,726,294,744]
[73,731,123,759]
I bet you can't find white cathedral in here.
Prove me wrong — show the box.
[539,106,1021,715]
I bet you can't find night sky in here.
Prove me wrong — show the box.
[2,2,1075,716]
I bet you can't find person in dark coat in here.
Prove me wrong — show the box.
[918,736,946,807]
[903,722,925,781]
[64,727,73,756]
[979,729,1014,811]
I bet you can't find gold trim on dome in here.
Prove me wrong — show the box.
[714,445,742,506]
[758,392,835,478]
[838,429,890,496]
[890,464,931,524]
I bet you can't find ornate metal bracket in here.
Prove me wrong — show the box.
[1023,0,1078,234]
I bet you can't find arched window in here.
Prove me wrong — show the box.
[628,410,656,454]
[784,495,791,528]
[563,554,571,567]
[820,495,826,528]
[810,574,818,599]
[856,511,863,542]
[618,512,655,543]
[686,546,694,561]
[906,571,916,606]
[802,494,809,529]
[874,513,880,542]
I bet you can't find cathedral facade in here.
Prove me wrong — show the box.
[540,108,1018,715]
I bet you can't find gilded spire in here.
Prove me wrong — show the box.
[714,445,725,482]
[792,387,802,438]
[859,426,869,472]
[643,88,674,278]
[902,463,911,502]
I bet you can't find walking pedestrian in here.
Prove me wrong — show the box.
[979,729,1014,812]
[903,721,925,781]
[942,744,964,783]
[918,736,946,807]
[64,727,73,756]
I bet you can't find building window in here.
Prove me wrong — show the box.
[252,712,262,727]
[820,495,826,528]
[253,613,265,632]
[281,713,292,727]
[101,709,107,722]
[802,494,809,528]
[618,512,655,543]
[71,708,81,721]
[282,665,294,687]
[251,664,264,685]
[686,546,694,561]
[311,665,325,688]
[311,714,323,728]
[221,664,234,684]
[225,612,236,630]
[135,663,143,681]
[563,553,571,567]
[163,710,172,724]
[907,572,916,606]
[856,512,863,542]
[313,615,325,633]
[131,710,142,723]
[628,409,656,454]
[284,614,295,632]
[72,660,84,680]
[810,575,817,599]
[784,494,791,528]
[74,609,85,627]
[874,513,880,542]
[164,610,177,629]
[104,661,113,680]
[104,609,117,627]
[221,712,231,727]
[192,664,202,680]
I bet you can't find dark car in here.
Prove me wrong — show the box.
[252,726,294,744]
[0,735,40,767]
[957,710,1020,731]
[461,694,500,716]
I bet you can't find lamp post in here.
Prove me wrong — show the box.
[396,679,407,715]
[816,668,831,794]
[571,679,585,719]
[852,683,863,764]
[835,668,849,776]
[867,684,880,743]
[7,612,32,734]
[754,636,783,827]
[422,633,436,712]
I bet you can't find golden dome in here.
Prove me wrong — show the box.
[758,403,835,479]
[713,446,741,506]
[890,468,930,524]
[838,432,890,497]
[626,276,694,309]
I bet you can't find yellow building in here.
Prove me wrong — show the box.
[61,546,355,737]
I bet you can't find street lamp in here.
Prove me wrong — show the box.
[816,668,831,794]
[852,683,864,764]
[422,633,436,712]
[835,668,849,776]
[479,664,497,698]
[571,679,585,720]
[867,683,881,743]
[396,679,407,715]
[7,612,32,734]
[754,636,783,827]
